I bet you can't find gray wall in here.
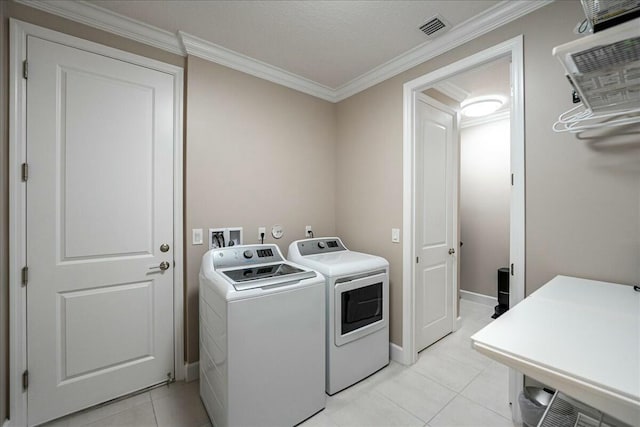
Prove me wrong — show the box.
[336,0,640,346]
[460,118,510,298]
[184,56,337,362]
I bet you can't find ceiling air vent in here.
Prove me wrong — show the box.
[419,14,450,38]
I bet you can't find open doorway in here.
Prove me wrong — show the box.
[437,57,511,315]
[414,56,511,351]
[401,36,525,422]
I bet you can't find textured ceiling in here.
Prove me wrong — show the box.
[448,56,511,102]
[90,0,501,89]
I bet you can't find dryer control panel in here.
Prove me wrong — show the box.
[296,237,346,256]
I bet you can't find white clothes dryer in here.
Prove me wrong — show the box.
[199,244,326,427]
[288,237,389,395]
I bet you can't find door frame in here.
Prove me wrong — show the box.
[401,35,525,419]
[8,19,185,427]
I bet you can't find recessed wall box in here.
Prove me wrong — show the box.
[209,227,243,249]
[209,228,225,249]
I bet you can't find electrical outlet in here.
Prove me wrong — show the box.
[271,224,283,239]
[258,227,266,242]
[391,228,400,243]
[305,225,313,237]
[192,228,203,245]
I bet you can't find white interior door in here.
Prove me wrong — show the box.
[26,35,175,426]
[414,94,457,353]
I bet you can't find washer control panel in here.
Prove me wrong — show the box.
[213,245,282,268]
[296,237,346,256]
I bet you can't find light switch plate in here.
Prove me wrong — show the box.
[391,228,400,243]
[193,228,203,245]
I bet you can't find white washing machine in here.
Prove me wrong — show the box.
[199,244,326,427]
[288,237,389,395]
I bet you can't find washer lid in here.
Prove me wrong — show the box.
[221,262,317,291]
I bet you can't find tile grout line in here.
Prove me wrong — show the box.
[423,388,461,426]
[407,365,460,396]
[367,387,429,426]
[408,351,483,395]
[459,359,515,421]
[56,391,153,427]
[150,396,160,427]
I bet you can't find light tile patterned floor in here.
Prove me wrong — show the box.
[44,299,514,427]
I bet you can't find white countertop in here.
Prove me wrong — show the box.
[471,275,640,426]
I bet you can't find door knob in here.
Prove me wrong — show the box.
[149,261,171,271]
[448,248,455,255]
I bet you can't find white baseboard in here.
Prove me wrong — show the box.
[460,289,498,307]
[184,361,200,382]
[3,418,10,427]
[389,342,404,364]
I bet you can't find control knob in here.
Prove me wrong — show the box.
[317,241,326,249]
[243,250,253,259]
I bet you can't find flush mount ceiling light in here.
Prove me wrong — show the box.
[460,96,506,118]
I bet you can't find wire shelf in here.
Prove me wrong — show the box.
[538,391,632,427]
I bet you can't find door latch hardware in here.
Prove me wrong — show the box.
[21,266,28,286]
[160,243,170,252]
[22,163,28,182]
[23,60,28,79]
[448,248,455,255]
[22,370,29,390]
[149,262,170,271]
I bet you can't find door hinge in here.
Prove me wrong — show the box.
[416,257,419,264]
[22,370,29,390]
[23,60,28,79]
[510,263,514,276]
[21,163,29,182]
[21,266,28,286]
[511,173,514,186]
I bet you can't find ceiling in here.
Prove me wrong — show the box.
[423,56,510,123]
[448,56,511,107]
[90,0,501,89]
[17,0,551,101]
[448,57,511,121]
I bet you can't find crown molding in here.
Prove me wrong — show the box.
[12,0,552,103]
[460,108,510,128]
[178,31,336,102]
[12,0,184,55]
[433,81,469,103]
[333,0,553,102]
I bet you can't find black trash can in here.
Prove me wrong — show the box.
[492,267,510,319]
